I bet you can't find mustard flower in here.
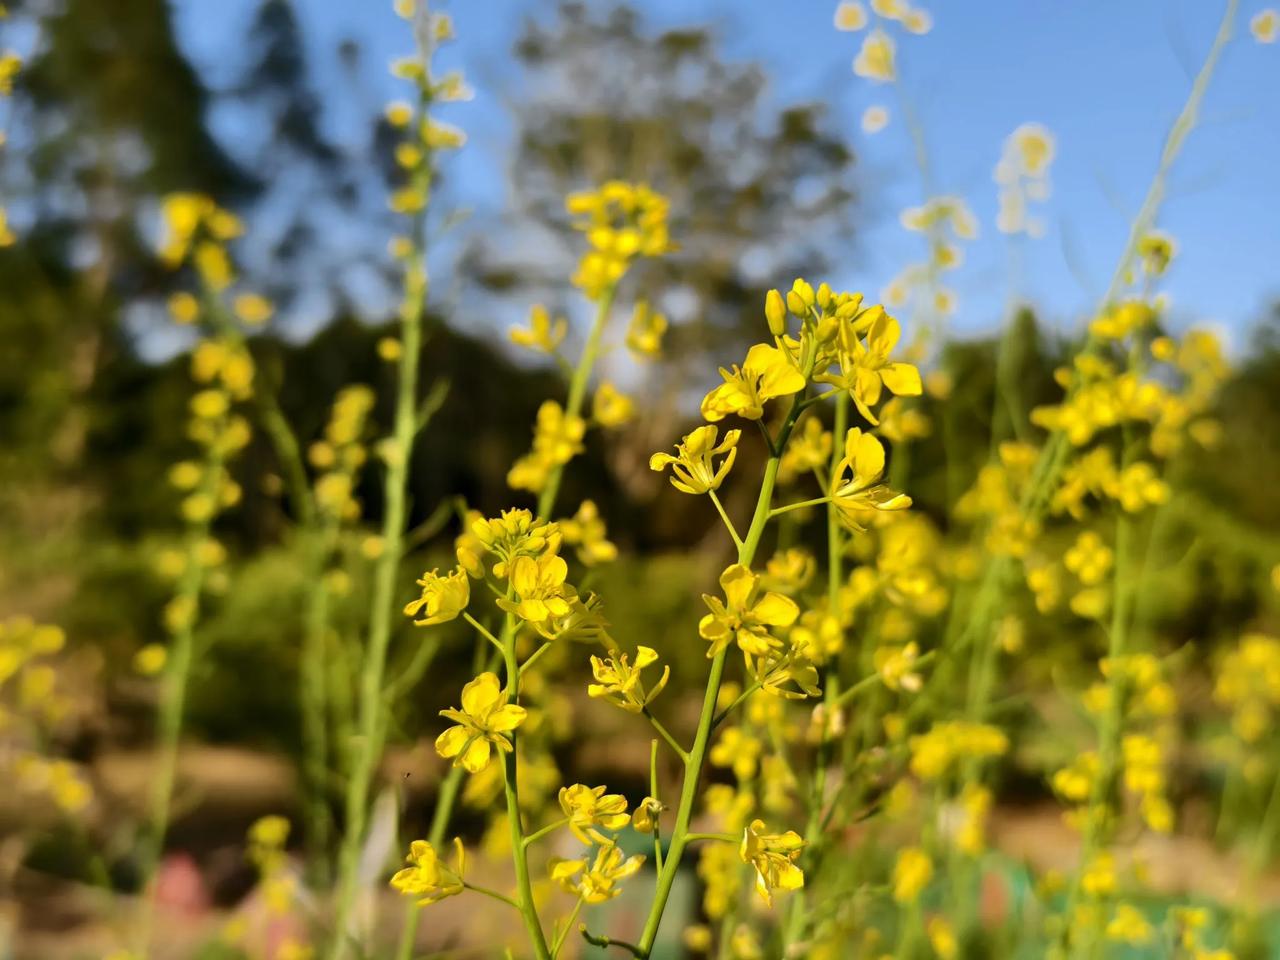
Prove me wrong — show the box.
[740,819,805,906]
[509,304,567,354]
[701,343,806,422]
[777,416,831,484]
[626,299,667,358]
[650,425,741,495]
[874,641,923,692]
[829,428,911,529]
[1107,904,1154,946]
[853,28,895,83]
[559,783,630,844]
[435,672,527,773]
[550,841,645,903]
[632,796,664,833]
[588,645,670,713]
[834,1,867,31]
[390,838,466,906]
[1064,531,1113,586]
[592,381,635,429]
[1252,8,1278,43]
[497,553,574,634]
[699,564,799,659]
[468,508,561,578]
[403,566,470,626]
[559,499,617,566]
[818,310,921,424]
[892,846,932,903]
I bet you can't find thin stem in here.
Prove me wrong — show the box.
[643,707,689,763]
[464,611,505,654]
[465,882,522,912]
[537,284,616,520]
[649,739,664,873]
[710,680,762,731]
[768,495,832,519]
[522,817,569,850]
[707,489,743,549]
[502,744,551,959]
[137,411,226,954]
[551,898,585,958]
[684,832,737,844]
[326,131,434,960]
[580,927,645,958]
[521,640,554,674]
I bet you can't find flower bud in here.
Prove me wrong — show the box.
[786,278,815,316]
[764,289,787,336]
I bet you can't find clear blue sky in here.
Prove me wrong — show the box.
[177,0,1280,350]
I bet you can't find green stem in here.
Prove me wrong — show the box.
[137,415,226,954]
[637,382,809,955]
[537,285,616,520]
[523,817,569,850]
[551,898,585,958]
[465,881,522,912]
[464,611,504,653]
[643,706,688,763]
[326,158,432,960]
[299,527,338,886]
[492,603,550,958]
[708,489,743,549]
[768,495,832,518]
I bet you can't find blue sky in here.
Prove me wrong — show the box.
[176,0,1280,350]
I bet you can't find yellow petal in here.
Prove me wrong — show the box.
[753,592,800,627]
[880,362,922,397]
[460,672,502,717]
[719,563,756,611]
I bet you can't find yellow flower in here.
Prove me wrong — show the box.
[385,100,414,127]
[626,300,668,358]
[133,643,167,677]
[588,646,670,713]
[435,673,527,773]
[550,841,644,903]
[559,783,630,844]
[650,425,741,495]
[0,49,20,95]
[1081,851,1116,897]
[632,796,664,833]
[168,291,200,325]
[509,304,567,354]
[232,293,273,326]
[559,499,617,566]
[853,29,895,83]
[565,181,671,300]
[829,428,911,529]
[833,1,867,31]
[497,553,574,632]
[1106,904,1153,945]
[710,726,762,781]
[593,381,635,429]
[928,917,957,959]
[740,819,805,905]
[1064,531,1113,586]
[818,309,922,424]
[1252,8,1278,43]
[403,566,470,626]
[874,641,922,692]
[390,838,466,906]
[778,416,831,484]
[699,564,799,659]
[861,105,889,134]
[892,847,932,903]
[701,343,806,422]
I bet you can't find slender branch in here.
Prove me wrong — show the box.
[521,641,554,674]
[522,817,569,850]
[551,898,585,958]
[684,832,737,844]
[711,680,762,731]
[707,489,743,549]
[464,882,521,911]
[769,495,832,519]
[464,612,505,654]
[642,707,689,763]
[581,927,644,958]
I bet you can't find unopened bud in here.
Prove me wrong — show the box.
[765,289,787,336]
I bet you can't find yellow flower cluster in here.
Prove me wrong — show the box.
[565,180,671,300]
[310,385,375,521]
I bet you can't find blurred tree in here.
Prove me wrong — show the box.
[462,1,861,508]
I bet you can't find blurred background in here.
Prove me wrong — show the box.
[1,0,1279,956]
